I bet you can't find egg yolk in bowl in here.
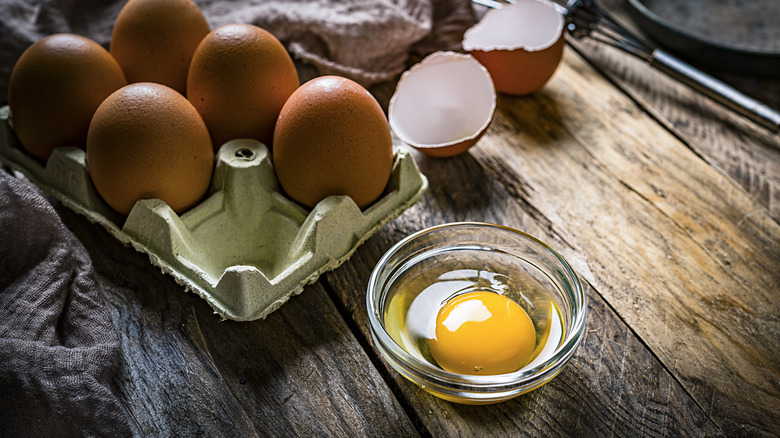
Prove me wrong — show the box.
[430,291,536,375]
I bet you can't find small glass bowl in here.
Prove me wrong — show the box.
[366,222,587,404]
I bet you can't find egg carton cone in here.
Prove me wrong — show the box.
[0,106,428,321]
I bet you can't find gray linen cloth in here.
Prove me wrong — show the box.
[0,0,477,102]
[0,170,132,437]
[0,0,476,435]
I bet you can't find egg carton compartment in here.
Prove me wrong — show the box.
[0,106,428,321]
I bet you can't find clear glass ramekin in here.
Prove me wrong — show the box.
[366,222,587,404]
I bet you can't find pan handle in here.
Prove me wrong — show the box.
[650,49,780,133]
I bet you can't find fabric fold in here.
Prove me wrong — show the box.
[0,170,131,437]
[0,0,477,101]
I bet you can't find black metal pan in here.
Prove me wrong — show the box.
[625,0,780,77]
[478,0,780,131]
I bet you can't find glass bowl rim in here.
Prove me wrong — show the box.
[366,221,587,390]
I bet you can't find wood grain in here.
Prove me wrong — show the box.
[573,0,780,222]
[470,47,779,436]
[6,4,774,435]
[55,204,419,437]
[325,149,720,437]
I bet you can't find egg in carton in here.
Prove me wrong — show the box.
[0,105,428,321]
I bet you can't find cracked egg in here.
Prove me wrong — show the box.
[388,51,496,158]
[464,0,565,96]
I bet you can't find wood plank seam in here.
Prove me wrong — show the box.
[318,275,428,438]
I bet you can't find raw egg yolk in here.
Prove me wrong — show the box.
[429,291,536,375]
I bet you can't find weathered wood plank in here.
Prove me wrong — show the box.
[325,148,720,437]
[54,204,419,438]
[571,0,780,222]
[470,46,780,436]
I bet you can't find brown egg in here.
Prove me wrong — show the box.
[110,0,210,95]
[272,76,394,209]
[86,82,214,216]
[7,33,127,161]
[187,23,300,149]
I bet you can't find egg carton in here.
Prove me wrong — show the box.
[0,106,428,321]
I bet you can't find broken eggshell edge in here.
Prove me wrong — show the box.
[464,0,565,96]
[388,51,496,158]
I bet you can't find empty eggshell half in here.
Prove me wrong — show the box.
[463,0,565,96]
[388,51,496,158]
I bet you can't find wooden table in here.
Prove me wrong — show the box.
[31,1,780,436]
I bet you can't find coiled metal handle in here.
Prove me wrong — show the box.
[651,49,780,133]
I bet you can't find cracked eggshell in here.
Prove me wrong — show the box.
[388,51,496,158]
[463,0,565,96]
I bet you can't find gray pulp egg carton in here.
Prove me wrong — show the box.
[0,106,428,321]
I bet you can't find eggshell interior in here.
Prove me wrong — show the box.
[463,0,565,96]
[463,0,564,52]
[388,51,496,157]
